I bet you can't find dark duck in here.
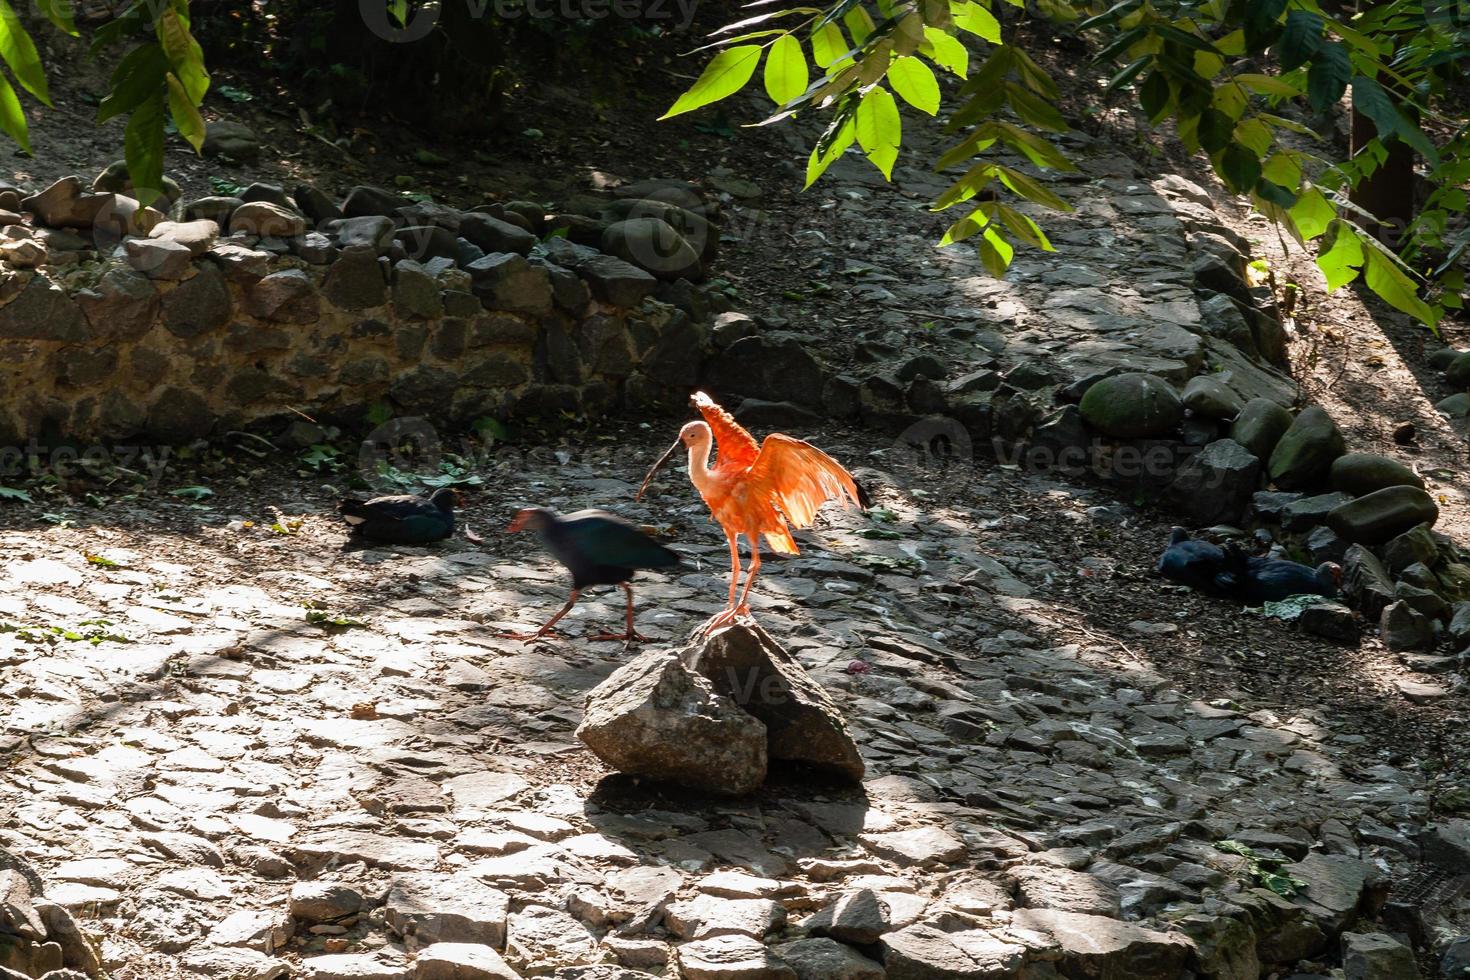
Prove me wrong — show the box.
[506,507,682,643]
[338,488,459,544]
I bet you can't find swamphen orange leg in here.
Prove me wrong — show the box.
[590,583,650,643]
[501,589,581,643]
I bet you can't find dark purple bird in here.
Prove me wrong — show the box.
[1218,544,1342,603]
[1156,527,1232,595]
[505,507,681,643]
[339,487,460,544]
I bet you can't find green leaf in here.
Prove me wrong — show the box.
[1363,240,1437,325]
[923,28,969,78]
[1004,81,1067,131]
[1152,24,1219,54]
[933,163,995,209]
[805,111,856,186]
[1306,42,1350,112]
[843,6,875,44]
[1351,74,1437,164]
[888,55,940,115]
[1218,141,1262,193]
[811,22,847,68]
[0,68,27,153]
[953,1,1001,42]
[0,484,32,503]
[1262,151,1302,188]
[1255,179,1296,208]
[170,485,214,500]
[764,34,808,105]
[993,164,1073,210]
[0,0,49,105]
[1316,220,1363,291]
[35,0,77,36]
[855,85,901,179]
[1198,108,1234,153]
[1011,46,1059,100]
[1234,117,1273,156]
[124,89,166,207]
[995,203,1053,250]
[977,224,1014,275]
[157,7,207,103]
[1289,187,1335,239]
[98,43,168,124]
[661,46,763,119]
[1243,0,1287,52]
[166,72,205,151]
[1235,72,1299,98]
[1274,9,1322,71]
[1106,56,1151,94]
[1138,69,1170,121]
[939,208,988,246]
[994,122,1076,170]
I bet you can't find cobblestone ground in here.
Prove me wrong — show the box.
[0,425,1458,978]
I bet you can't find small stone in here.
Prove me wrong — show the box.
[1381,600,1435,651]
[1395,678,1449,703]
[676,935,796,980]
[859,828,966,867]
[229,201,307,238]
[1181,375,1245,419]
[125,238,194,280]
[770,939,883,980]
[1230,398,1294,460]
[246,269,320,323]
[1341,931,1420,980]
[289,881,364,923]
[384,873,509,948]
[1299,604,1357,643]
[202,120,261,160]
[413,943,519,980]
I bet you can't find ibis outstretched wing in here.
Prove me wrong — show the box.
[746,434,866,529]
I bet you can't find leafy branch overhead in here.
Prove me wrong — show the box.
[664,0,1469,328]
[0,0,209,206]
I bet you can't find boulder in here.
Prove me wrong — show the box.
[685,622,864,782]
[162,262,232,338]
[1268,406,1345,490]
[576,254,659,308]
[1006,909,1192,979]
[341,185,406,218]
[148,219,219,256]
[92,158,182,210]
[124,238,194,280]
[0,275,90,342]
[1181,375,1245,419]
[1230,397,1294,460]
[383,874,509,948]
[1381,600,1435,651]
[184,196,242,224]
[771,939,883,980]
[293,183,342,224]
[703,335,824,409]
[576,651,768,796]
[1446,351,1470,387]
[458,212,535,255]
[1326,486,1439,545]
[75,268,158,342]
[1330,452,1424,496]
[1342,544,1396,618]
[1384,524,1439,573]
[602,217,702,281]
[414,943,519,980]
[1281,491,1353,531]
[246,269,321,324]
[1341,933,1420,980]
[1169,438,1260,525]
[394,224,459,263]
[1450,602,1470,647]
[1078,372,1183,438]
[201,120,261,160]
[881,924,1025,980]
[1299,603,1358,643]
[20,175,111,228]
[1172,914,1260,980]
[323,245,388,310]
[467,253,554,316]
[330,215,397,252]
[229,201,307,238]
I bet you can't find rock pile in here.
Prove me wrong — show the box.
[577,622,864,794]
[0,167,748,444]
[0,849,99,980]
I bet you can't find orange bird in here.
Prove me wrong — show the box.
[637,392,871,630]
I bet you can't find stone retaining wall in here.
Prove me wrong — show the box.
[0,173,733,446]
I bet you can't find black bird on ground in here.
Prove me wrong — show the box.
[338,488,460,544]
[1156,527,1233,595]
[506,507,682,643]
[1217,544,1342,603]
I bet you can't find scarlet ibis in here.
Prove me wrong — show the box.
[339,488,459,544]
[505,507,681,643]
[1156,527,1233,595]
[637,391,870,631]
[1218,544,1342,603]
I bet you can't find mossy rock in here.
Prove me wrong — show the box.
[1329,452,1424,497]
[1078,372,1183,438]
[1267,406,1344,490]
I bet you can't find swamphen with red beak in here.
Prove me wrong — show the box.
[1217,543,1342,603]
[339,488,460,544]
[506,507,681,643]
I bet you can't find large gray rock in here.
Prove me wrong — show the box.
[1281,853,1384,934]
[576,651,767,796]
[1450,602,1470,647]
[1380,600,1434,651]
[1326,486,1440,545]
[341,185,405,218]
[229,201,307,238]
[1419,819,1470,871]
[1005,908,1193,979]
[1169,438,1260,525]
[685,628,864,781]
[201,120,260,160]
[703,336,824,409]
[1342,932,1419,980]
[467,253,554,316]
[771,939,883,980]
[1078,372,1183,438]
[602,217,702,281]
[575,255,659,308]
[1446,351,1470,387]
[1181,375,1245,419]
[1343,544,1396,618]
[1384,524,1439,572]
[0,275,89,342]
[677,936,796,980]
[124,238,193,280]
[1230,397,1293,460]
[20,175,110,228]
[75,268,158,342]
[246,269,321,324]
[881,924,1025,980]
[383,873,509,948]
[458,213,535,255]
[1172,913,1260,980]
[323,244,388,309]
[1268,406,1345,490]
[162,262,231,338]
[1330,452,1424,496]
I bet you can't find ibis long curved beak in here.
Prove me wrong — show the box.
[636,439,682,502]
